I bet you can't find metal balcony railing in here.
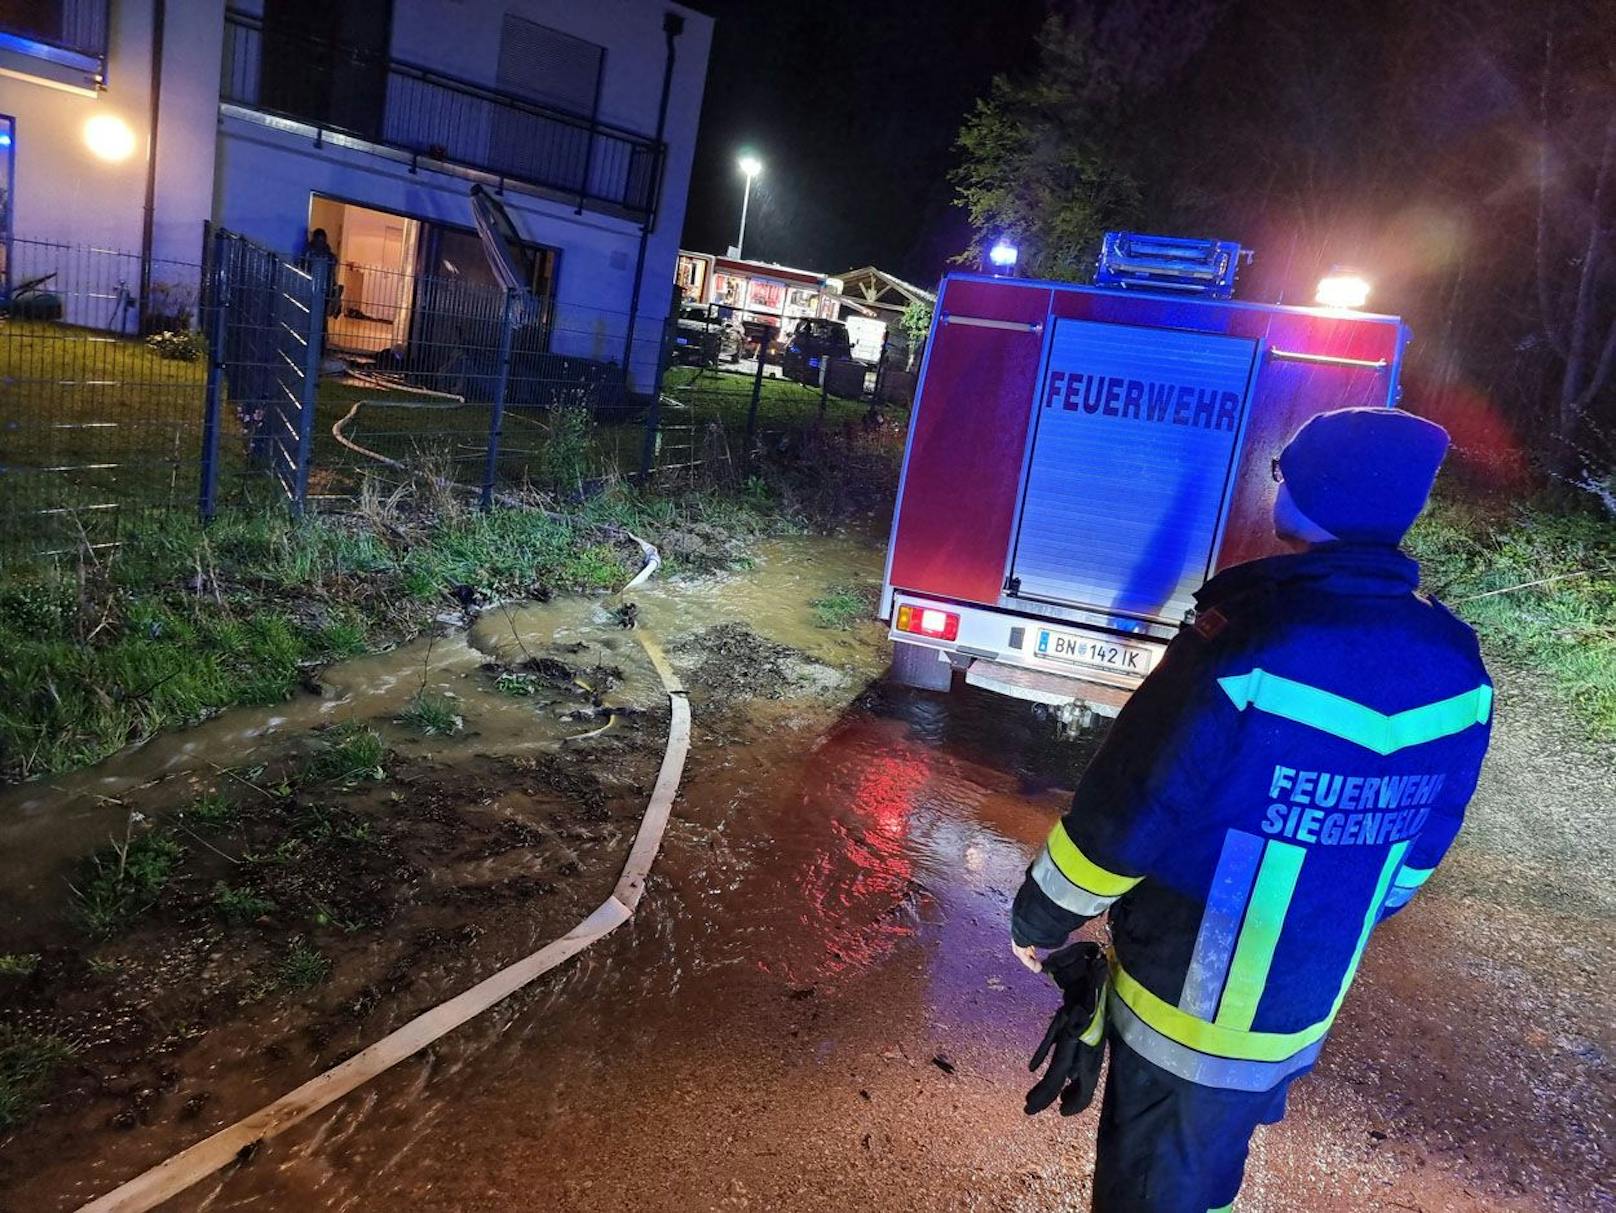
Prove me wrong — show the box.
[0,0,108,73]
[220,11,663,221]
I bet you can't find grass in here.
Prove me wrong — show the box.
[0,953,40,978]
[304,724,387,785]
[0,383,893,784]
[277,938,331,990]
[493,671,538,696]
[660,365,875,448]
[185,792,237,827]
[71,832,184,937]
[211,881,275,925]
[397,691,462,736]
[1409,492,1616,738]
[810,583,874,630]
[0,1025,75,1130]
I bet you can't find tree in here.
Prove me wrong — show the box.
[899,299,933,350]
[1532,20,1616,478]
[949,16,1141,281]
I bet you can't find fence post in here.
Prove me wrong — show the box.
[290,259,328,517]
[481,288,518,511]
[743,342,767,469]
[818,355,830,419]
[198,229,228,522]
[637,307,675,481]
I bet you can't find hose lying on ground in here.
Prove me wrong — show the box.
[78,544,686,1213]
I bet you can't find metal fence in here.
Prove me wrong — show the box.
[0,238,220,555]
[0,0,106,63]
[0,230,658,556]
[203,230,329,511]
[289,252,650,508]
[0,229,905,558]
[647,349,885,484]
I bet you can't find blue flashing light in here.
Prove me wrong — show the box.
[988,239,1019,270]
[0,133,11,147]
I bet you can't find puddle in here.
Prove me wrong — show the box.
[0,531,921,1209]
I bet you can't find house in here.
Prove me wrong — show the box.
[675,249,844,349]
[0,0,713,390]
[829,266,935,368]
[830,265,935,328]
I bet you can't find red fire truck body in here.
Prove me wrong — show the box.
[880,270,1410,717]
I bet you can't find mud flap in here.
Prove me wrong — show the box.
[889,639,954,691]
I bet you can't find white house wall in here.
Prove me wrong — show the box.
[215,118,648,382]
[0,0,220,330]
[0,3,218,340]
[215,0,712,390]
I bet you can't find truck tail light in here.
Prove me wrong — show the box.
[895,603,959,642]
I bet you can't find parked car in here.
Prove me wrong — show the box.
[671,302,741,366]
[781,318,853,384]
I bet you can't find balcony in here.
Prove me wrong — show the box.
[0,0,108,87]
[220,11,663,222]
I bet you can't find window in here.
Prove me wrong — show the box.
[748,279,785,312]
[496,16,602,115]
[258,0,392,138]
[0,0,106,66]
[0,115,12,285]
[713,273,744,307]
[490,16,603,194]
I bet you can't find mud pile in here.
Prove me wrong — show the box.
[672,622,847,707]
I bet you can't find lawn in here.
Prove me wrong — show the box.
[0,319,652,554]
[1409,491,1616,739]
[0,479,796,780]
[0,319,219,547]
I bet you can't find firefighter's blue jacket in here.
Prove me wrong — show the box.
[1012,542,1493,1092]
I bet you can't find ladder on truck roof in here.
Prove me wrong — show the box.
[1094,231,1251,300]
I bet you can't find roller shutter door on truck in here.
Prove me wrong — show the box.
[1009,319,1259,625]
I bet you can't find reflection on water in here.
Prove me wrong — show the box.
[5,530,1111,1210]
[165,678,1093,1210]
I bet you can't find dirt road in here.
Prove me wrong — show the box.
[7,539,1613,1211]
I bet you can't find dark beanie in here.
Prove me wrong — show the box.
[1278,408,1450,544]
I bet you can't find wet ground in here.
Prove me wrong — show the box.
[3,535,1613,1211]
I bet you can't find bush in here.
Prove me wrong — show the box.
[0,1026,74,1129]
[145,329,203,362]
[1409,494,1616,738]
[72,831,184,936]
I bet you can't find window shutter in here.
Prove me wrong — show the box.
[497,15,602,115]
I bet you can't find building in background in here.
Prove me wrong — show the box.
[0,0,713,390]
[675,249,844,351]
[828,266,935,369]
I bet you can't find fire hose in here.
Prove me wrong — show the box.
[78,538,682,1212]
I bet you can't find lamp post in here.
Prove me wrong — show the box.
[736,154,762,259]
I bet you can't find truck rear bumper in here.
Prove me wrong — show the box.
[886,592,1165,716]
[963,659,1132,716]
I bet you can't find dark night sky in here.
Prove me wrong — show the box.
[678,0,1048,283]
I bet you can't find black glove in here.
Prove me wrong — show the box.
[1024,940,1109,1117]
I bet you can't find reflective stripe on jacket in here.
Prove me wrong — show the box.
[1011,543,1493,1090]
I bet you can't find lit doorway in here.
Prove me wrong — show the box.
[308,195,421,357]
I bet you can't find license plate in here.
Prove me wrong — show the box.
[1034,628,1153,675]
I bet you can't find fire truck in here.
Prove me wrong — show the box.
[880,233,1410,721]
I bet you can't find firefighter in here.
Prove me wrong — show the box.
[1010,407,1493,1213]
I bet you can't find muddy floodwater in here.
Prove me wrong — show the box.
[4,534,1613,1212]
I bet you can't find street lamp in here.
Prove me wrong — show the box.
[736,154,762,259]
